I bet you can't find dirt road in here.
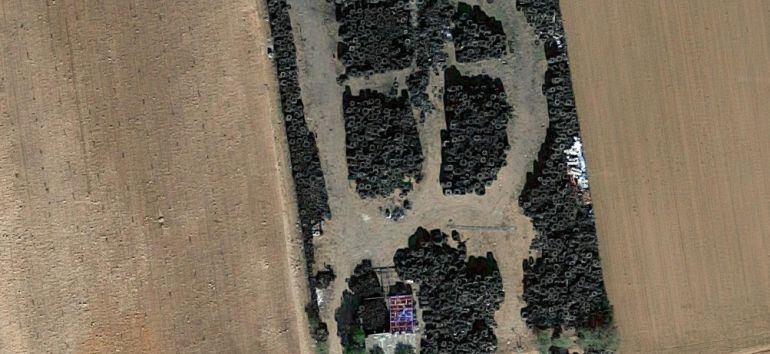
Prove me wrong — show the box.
[0,1,309,352]
[562,1,770,353]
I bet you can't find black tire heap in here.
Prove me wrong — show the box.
[336,0,414,78]
[266,0,332,343]
[440,66,512,196]
[343,87,424,198]
[408,0,454,122]
[452,3,507,63]
[414,0,454,70]
[315,265,337,289]
[394,227,505,353]
[335,260,390,352]
[515,0,614,350]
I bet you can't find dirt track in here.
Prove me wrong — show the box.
[562,1,770,353]
[0,1,310,353]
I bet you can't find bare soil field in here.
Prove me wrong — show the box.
[562,1,770,353]
[0,1,310,353]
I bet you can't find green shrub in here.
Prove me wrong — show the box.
[536,329,552,354]
[342,325,367,354]
[552,334,573,349]
[577,326,619,352]
[394,343,416,354]
[315,341,329,354]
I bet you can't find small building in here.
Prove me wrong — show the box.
[388,295,415,334]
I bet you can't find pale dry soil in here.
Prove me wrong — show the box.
[0,1,311,353]
[562,1,770,353]
[288,0,551,353]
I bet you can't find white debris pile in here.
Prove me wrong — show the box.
[564,136,589,190]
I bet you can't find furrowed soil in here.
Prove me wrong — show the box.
[0,1,310,353]
[562,1,770,353]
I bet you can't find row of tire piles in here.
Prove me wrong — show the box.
[516,0,614,353]
[335,228,505,353]
[265,0,332,343]
[337,0,513,200]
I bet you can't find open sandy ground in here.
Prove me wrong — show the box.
[0,1,310,352]
[562,1,770,353]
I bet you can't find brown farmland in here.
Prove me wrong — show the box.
[562,1,770,353]
[0,1,309,353]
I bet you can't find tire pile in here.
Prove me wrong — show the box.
[335,260,390,351]
[515,0,614,337]
[315,265,336,289]
[440,66,512,196]
[452,3,507,63]
[409,0,454,122]
[335,0,414,78]
[266,0,332,343]
[406,69,433,123]
[414,0,454,70]
[343,87,423,198]
[394,227,505,353]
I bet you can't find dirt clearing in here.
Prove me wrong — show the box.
[0,1,309,352]
[562,1,770,353]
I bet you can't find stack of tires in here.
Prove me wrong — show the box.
[452,2,507,63]
[515,0,613,334]
[440,66,512,196]
[343,87,424,199]
[266,0,332,342]
[394,228,505,353]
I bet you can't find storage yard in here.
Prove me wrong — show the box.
[0,1,310,352]
[279,0,615,352]
[562,1,770,353]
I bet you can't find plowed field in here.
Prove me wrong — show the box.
[0,1,309,352]
[562,1,770,353]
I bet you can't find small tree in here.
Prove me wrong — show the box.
[552,334,573,349]
[536,329,552,354]
[394,343,416,354]
[577,326,619,352]
[343,325,367,354]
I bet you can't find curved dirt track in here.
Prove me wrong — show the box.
[562,1,770,353]
[0,1,309,353]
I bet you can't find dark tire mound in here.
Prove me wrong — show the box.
[452,2,508,63]
[335,0,414,77]
[440,66,512,196]
[516,0,614,339]
[343,87,423,198]
[266,0,332,343]
[394,227,504,353]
